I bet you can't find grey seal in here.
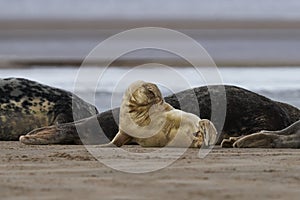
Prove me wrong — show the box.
[0,78,97,144]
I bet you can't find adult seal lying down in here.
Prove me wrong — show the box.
[0,78,98,143]
[18,80,300,148]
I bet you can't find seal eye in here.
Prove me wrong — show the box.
[144,85,156,98]
[147,89,155,98]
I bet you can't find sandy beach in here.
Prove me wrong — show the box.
[1,141,299,200]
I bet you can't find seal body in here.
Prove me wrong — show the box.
[0,78,98,143]
[132,110,216,148]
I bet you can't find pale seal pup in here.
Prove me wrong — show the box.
[101,81,217,148]
[0,78,98,144]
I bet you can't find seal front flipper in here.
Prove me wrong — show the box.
[19,125,79,145]
[98,131,132,147]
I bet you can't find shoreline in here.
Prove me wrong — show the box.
[2,28,300,67]
[2,58,300,68]
[3,19,300,30]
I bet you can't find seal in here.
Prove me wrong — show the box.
[100,81,217,148]
[0,78,98,144]
[17,82,300,148]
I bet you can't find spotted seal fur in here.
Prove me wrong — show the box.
[0,78,98,143]
[19,83,300,148]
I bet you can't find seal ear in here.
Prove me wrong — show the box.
[199,119,217,146]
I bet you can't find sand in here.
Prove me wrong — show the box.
[1,141,300,200]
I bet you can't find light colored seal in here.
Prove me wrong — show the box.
[0,78,98,144]
[102,81,217,148]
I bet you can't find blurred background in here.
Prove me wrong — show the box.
[0,0,299,111]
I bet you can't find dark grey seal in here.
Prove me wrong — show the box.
[0,78,98,143]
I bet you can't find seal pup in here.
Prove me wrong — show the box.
[101,81,217,148]
[0,78,98,144]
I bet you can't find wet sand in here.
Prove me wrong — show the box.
[1,141,299,200]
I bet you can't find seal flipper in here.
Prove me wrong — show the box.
[232,132,280,148]
[99,131,132,147]
[221,136,243,148]
[233,130,300,148]
[199,119,218,147]
[19,125,79,145]
[233,120,300,148]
